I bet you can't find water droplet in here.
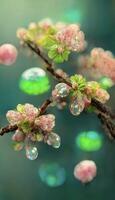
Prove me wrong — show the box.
[55,83,70,97]
[70,97,84,116]
[47,132,61,148]
[26,146,38,160]
[19,67,50,95]
[38,163,66,187]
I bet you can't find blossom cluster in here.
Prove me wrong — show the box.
[78,48,115,82]
[51,75,110,116]
[6,103,60,159]
[17,18,86,63]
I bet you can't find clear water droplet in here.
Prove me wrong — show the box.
[26,146,38,160]
[70,97,84,116]
[47,132,61,148]
[55,83,69,97]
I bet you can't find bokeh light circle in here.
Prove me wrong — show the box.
[19,67,50,95]
[99,77,113,90]
[38,162,66,187]
[76,131,103,152]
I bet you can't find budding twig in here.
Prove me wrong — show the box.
[26,41,72,87]
[0,40,115,138]
[26,40,115,138]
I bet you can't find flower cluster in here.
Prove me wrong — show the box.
[90,48,115,81]
[51,75,110,116]
[56,24,85,52]
[6,103,60,160]
[0,44,18,65]
[85,81,110,104]
[78,48,115,82]
[17,18,86,63]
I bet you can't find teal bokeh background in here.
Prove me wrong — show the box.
[0,0,115,199]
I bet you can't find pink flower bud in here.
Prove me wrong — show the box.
[95,88,110,103]
[74,160,97,183]
[6,110,22,125]
[12,130,25,142]
[0,44,17,65]
[23,103,38,122]
[83,95,91,107]
[35,114,55,132]
[16,28,27,40]
[56,24,86,52]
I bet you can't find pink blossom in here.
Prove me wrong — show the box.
[0,44,18,65]
[95,88,110,103]
[38,18,53,30]
[74,160,97,183]
[6,110,22,125]
[35,114,55,132]
[56,24,85,52]
[90,48,115,81]
[83,95,91,107]
[16,28,27,40]
[12,129,25,142]
[22,103,38,123]
[6,104,38,125]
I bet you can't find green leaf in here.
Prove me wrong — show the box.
[19,121,31,134]
[17,104,24,113]
[48,49,57,59]
[70,74,86,91]
[62,50,70,61]
[42,36,57,49]
[53,54,64,63]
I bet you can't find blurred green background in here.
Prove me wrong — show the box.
[0,0,115,199]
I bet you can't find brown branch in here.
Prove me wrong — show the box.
[0,40,115,138]
[98,113,115,139]
[26,41,72,87]
[0,124,18,136]
[38,98,52,116]
[26,40,115,138]
[91,98,115,119]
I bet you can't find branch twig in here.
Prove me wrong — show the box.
[0,40,115,138]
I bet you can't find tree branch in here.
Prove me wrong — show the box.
[26,41,72,87]
[26,40,115,138]
[0,40,115,138]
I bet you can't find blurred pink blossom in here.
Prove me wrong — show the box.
[74,160,97,183]
[56,24,86,52]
